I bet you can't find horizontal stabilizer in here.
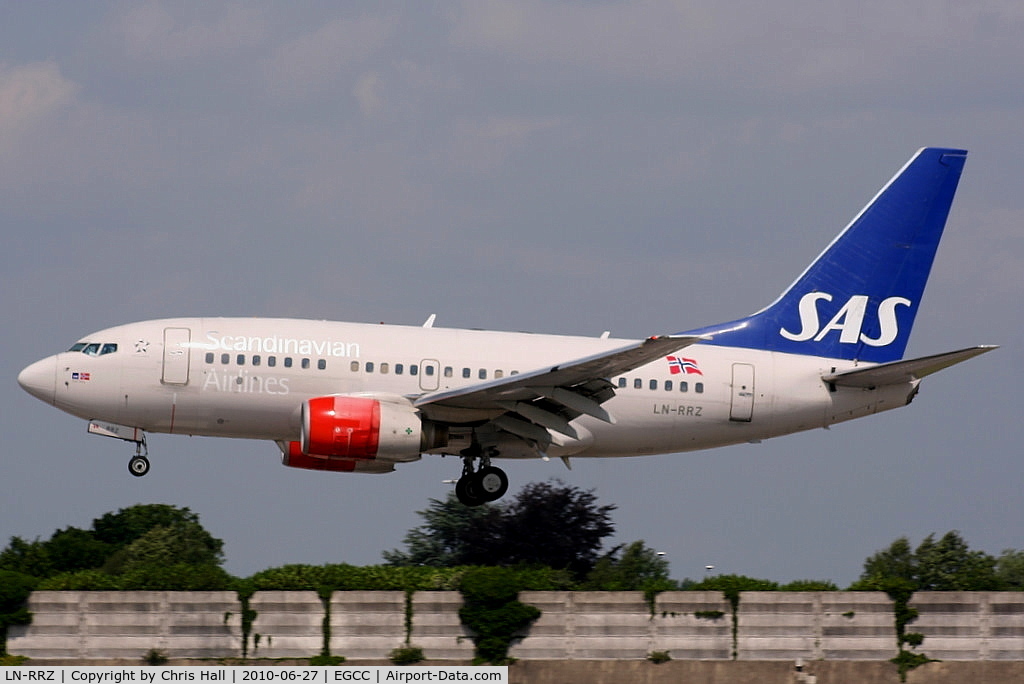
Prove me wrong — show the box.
[823,345,997,388]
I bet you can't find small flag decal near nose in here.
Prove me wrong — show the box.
[72,372,91,381]
[667,356,702,375]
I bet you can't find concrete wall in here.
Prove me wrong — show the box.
[7,591,1024,662]
[9,591,241,660]
[511,591,733,660]
[911,592,1024,661]
[738,592,897,660]
[248,591,321,658]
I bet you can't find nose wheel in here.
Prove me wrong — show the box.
[128,455,150,477]
[127,437,150,477]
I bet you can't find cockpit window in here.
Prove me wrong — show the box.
[68,342,119,356]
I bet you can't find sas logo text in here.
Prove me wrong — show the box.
[780,293,911,347]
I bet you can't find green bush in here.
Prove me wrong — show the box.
[458,567,541,664]
[389,645,424,664]
[0,570,37,656]
[36,564,232,591]
[247,564,469,593]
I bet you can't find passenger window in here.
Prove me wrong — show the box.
[479,369,487,379]
[205,353,214,364]
[412,365,420,376]
[650,379,658,390]
[380,363,389,374]
[395,364,404,375]
[665,380,673,391]
[252,355,261,366]
[695,383,704,393]
[284,358,293,368]
[221,354,230,365]
[617,378,626,388]
[101,343,118,355]
[365,361,374,373]
[301,358,310,369]
[462,368,471,379]
[495,370,504,379]
[680,382,688,392]
[317,359,326,370]
[268,356,277,367]
[633,378,642,389]
[444,367,453,378]
[351,361,360,372]
[237,354,246,365]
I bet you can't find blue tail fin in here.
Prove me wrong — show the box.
[683,147,968,363]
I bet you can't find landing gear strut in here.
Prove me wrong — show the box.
[127,436,150,477]
[455,446,508,507]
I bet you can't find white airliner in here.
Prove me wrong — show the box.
[18,147,995,505]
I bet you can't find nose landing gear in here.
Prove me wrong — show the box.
[86,421,152,478]
[127,437,150,477]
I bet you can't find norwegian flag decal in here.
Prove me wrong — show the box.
[667,356,702,376]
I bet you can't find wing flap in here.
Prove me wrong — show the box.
[414,334,703,411]
[413,334,702,450]
[823,345,997,388]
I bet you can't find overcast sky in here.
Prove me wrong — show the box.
[4,1,1022,587]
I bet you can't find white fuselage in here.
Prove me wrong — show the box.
[23,317,914,462]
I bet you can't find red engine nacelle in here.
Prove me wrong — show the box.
[299,395,434,460]
[280,395,447,473]
[282,442,359,472]
[303,395,383,458]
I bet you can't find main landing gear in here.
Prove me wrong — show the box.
[455,446,508,507]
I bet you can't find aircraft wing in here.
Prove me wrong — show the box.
[823,345,998,388]
[413,335,703,439]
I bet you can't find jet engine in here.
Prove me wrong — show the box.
[280,395,446,473]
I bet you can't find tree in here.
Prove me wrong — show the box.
[861,537,915,584]
[382,492,503,567]
[45,527,111,574]
[854,530,1001,591]
[91,504,208,549]
[496,480,616,577]
[0,537,52,578]
[996,549,1024,591]
[110,521,225,574]
[0,504,224,581]
[913,532,998,591]
[584,541,674,591]
[386,479,617,579]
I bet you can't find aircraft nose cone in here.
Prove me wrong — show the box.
[18,356,57,405]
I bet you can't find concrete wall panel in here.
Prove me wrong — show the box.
[331,591,406,659]
[249,591,322,658]
[410,591,474,661]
